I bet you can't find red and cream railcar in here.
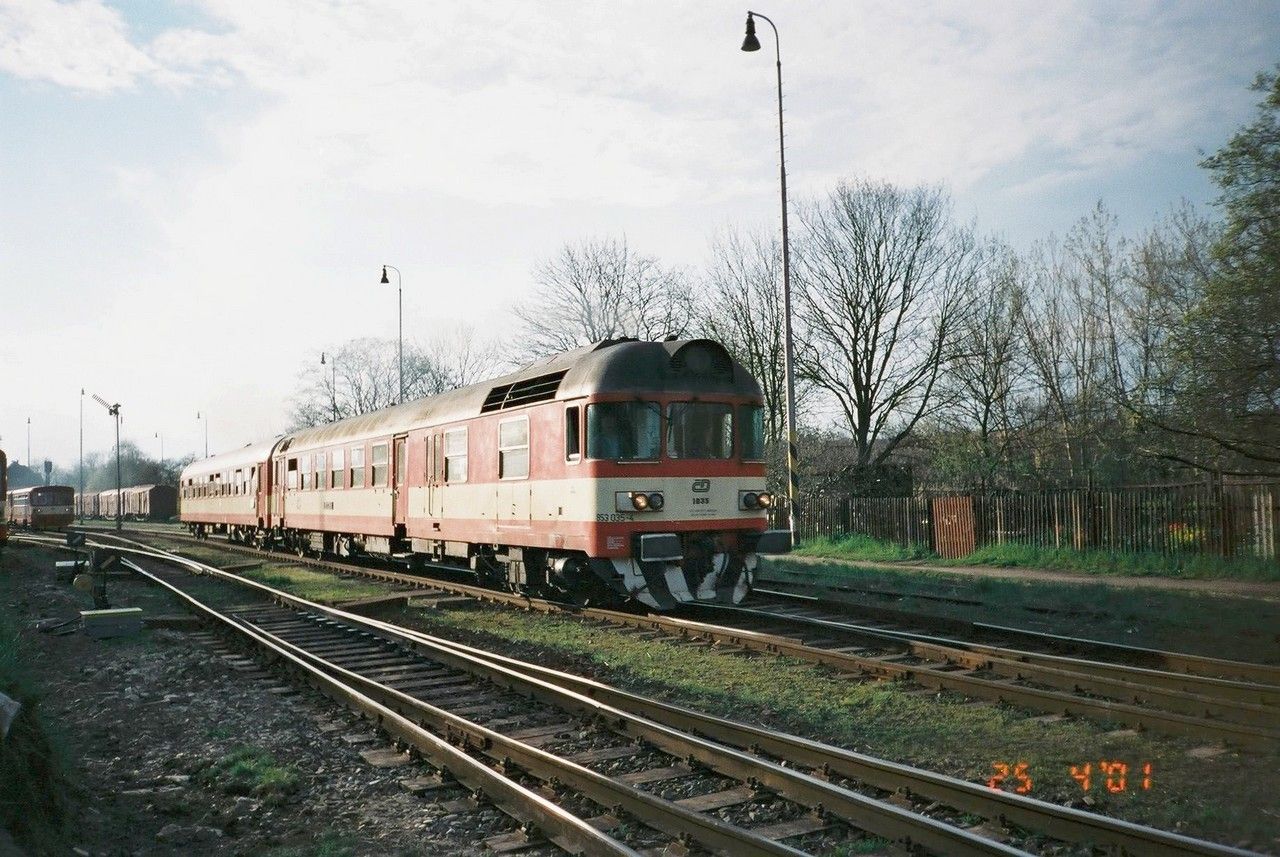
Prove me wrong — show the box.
[180,340,790,608]
[179,437,279,533]
[7,485,75,529]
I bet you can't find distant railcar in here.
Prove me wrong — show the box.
[123,484,178,521]
[98,488,121,520]
[75,491,101,519]
[7,485,75,530]
[181,339,790,609]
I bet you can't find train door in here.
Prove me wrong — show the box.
[427,433,442,520]
[393,435,408,533]
[272,457,286,528]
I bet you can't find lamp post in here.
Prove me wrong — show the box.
[155,432,164,470]
[321,352,338,422]
[380,264,404,403]
[26,417,30,470]
[79,390,84,522]
[741,10,799,541]
[92,394,122,532]
[196,411,209,457]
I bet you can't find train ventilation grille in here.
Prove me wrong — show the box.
[480,370,568,413]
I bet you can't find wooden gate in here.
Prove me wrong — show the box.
[932,495,976,558]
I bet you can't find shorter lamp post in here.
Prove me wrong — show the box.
[380,265,404,403]
[321,352,338,422]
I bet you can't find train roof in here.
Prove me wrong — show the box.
[179,436,283,484]
[10,484,74,497]
[183,339,762,464]
[274,338,761,455]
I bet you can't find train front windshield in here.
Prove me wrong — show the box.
[587,402,661,460]
[32,487,73,506]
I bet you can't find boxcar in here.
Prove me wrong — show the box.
[181,339,790,609]
[98,488,121,520]
[8,485,75,529]
[124,484,178,521]
[75,491,101,519]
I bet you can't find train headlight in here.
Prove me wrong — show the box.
[616,491,663,512]
[757,492,773,508]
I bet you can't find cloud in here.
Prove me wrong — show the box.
[0,0,157,92]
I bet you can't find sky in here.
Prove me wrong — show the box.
[1,0,1276,471]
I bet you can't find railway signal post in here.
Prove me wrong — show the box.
[92,394,123,532]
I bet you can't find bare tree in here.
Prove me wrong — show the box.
[794,179,978,467]
[699,227,791,446]
[512,236,693,361]
[1018,204,1126,481]
[289,328,502,430]
[937,241,1027,487]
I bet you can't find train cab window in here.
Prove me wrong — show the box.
[287,458,299,490]
[740,405,766,461]
[565,406,581,462]
[667,402,733,459]
[586,402,660,461]
[350,447,365,488]
[444,428,468,483]
[499,417,529,480]
[331,450,344,489]
[371,443,389,488]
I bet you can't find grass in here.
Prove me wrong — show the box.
[762,556,1280,664]
[239,564,393,603]
[0,566,75,854]
[793,533,1280,582]
[199,745,300,802]
[400,603,1278,848]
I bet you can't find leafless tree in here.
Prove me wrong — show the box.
[793,179,979,467]
[511,236,693,361]
[289,327,501,430]
[1018,204,1127,480]
[698,227,792,446]
[936,241,1028,487]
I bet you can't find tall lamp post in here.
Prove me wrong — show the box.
[741,10,800,541]
[380,265,404,404]
[320,352,338,422]
[155,432,164,470]
[92,394,122,532]
[196,411,209,458]
[79,390,85,523]
[26,417,30,470]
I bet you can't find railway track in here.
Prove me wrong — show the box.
[19,530,1261,856]
[103,526,1280,750]
[752,575,1280,685]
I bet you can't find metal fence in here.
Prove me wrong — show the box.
[780,480,1280,562]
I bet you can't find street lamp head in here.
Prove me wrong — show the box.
[380,265,390,284]
[741,13,761,51]
[320,352,327,365]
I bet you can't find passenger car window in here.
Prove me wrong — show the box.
[350,446,365,488]
[371,443,389,488]
[445,428,468,483]
[499,417,529,480]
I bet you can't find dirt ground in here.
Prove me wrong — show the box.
[0,544,547,857]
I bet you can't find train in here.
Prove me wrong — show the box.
[6,484,75,530]
[180,338,791,609]
[90,484,178,521]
